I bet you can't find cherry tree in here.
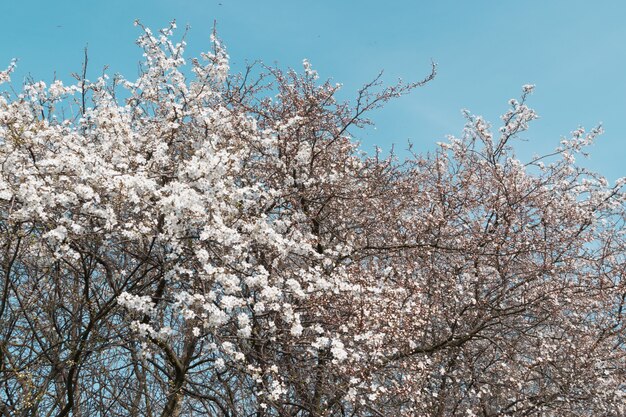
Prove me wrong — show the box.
[0,22,624,416]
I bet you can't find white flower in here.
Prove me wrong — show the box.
[330,339,348,362]
[290,322,303,337]
[117,292,156,315]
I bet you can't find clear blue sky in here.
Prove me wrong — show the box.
[1,1,625,181]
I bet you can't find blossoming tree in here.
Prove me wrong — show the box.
[0,22,624,416]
